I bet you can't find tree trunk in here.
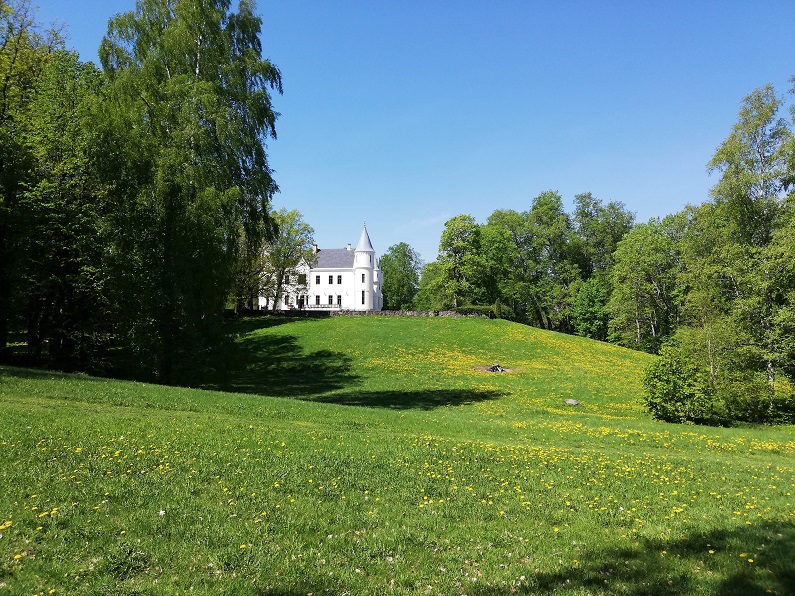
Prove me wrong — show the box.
[0,261,9,360]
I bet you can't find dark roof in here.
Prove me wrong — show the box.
[314,248,355,269]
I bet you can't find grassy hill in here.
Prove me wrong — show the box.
[1,316,793,595]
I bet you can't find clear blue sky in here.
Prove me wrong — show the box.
[35,0,795,263]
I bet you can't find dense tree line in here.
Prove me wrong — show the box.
[416,84,795,424]
[415,192,634,336]
[0,0,281,383]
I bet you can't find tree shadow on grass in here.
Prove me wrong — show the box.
[307,388,505,410]
[0,365,60,382]
[467,521,795,596]
[212,318,506,410]
[217,330,359,398]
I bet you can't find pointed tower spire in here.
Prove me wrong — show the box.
[355,224,375,253]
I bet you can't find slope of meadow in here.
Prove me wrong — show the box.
[1,316,793,595]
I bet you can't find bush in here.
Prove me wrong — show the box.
[715,373,772,423]
[642,344,720,424]
[771,391,795,424]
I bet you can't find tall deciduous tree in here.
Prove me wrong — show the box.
[482,209,535,322]
[380,242,422,310]
[413,262,448,311]
[437,215,484,308]
[569,193,634,339]
[98,0,282,382]
[642,85,795,424]
[705,85,792,395]
[525,191,580,331]
[663,85,794,418]
[16,50,107,368]
[261,208,315,310]
[608,216,681,352]
[0,0,62,359]
[572,192,634,278]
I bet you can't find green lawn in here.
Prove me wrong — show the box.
[1,316,793,595]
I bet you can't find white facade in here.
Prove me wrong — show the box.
[261,225,383,312]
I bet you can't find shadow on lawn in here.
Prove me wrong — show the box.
[468,520,795,596]
[217,321,359,398]
[307,388,504,410]
[0,365,59,382]
[214,318,505,410]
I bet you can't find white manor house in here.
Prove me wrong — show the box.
[261,225,383,312]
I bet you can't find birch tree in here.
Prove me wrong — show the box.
[99,0,281,382]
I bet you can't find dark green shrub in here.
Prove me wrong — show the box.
[716,373,772,423]
[771,391,795,424]
[642,345,719,424]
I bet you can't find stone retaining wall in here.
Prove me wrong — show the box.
[229,308,492,319]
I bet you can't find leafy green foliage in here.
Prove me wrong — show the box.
[380,242,421,310]
[437,214,485,308]
[0,0,63,358]
[643,85,795,425]
[96,0,282,382]
[642,343,720,424]
[572,192,635,277]
[413,261,448,311]
[571,276,609,340]
[258,208,315,310]
[15,51,108,369]
[423,193,633,335]
[608,216,681,352]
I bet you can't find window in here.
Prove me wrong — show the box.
[361,290,365,305]
[337,275,342,284]
[361,273,365,283]
[315,295,320,305]
[315,275,320,285]
[328,275,333,284]
[298,274,307,285]
[328,295,333,305]
[337,295,342,306]
[284,295,290,305]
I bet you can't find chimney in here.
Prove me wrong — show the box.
[312,243,318,254]
[347,243,352,251]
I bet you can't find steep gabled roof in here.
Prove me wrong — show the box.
[314,248,355,269]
